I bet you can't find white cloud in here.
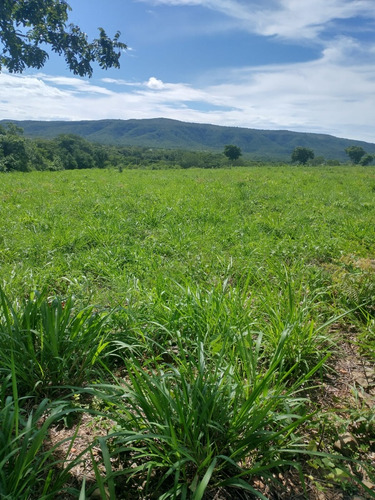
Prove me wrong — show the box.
[140,0,375,40]
[145,77,166,89]
[101,78,138,86]
[37,74,113,95]
[0,36,374,142]
[253,0,375,39]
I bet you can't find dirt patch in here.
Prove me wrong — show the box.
[45,410,115,498]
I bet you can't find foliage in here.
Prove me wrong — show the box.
[0,126,111,172]
[345,146,366,164]
[309,155,325,166]
[360,153,374,166]
[0,125,238,171]
[0,387,76,499]
[88,333,321,498]
[0,123,30,172]
[291,146,315,165]
[254,264,337,375]
[9,123,374,171]
[0,0,127,76]
[223,144,242,161]
[0,288,113,398]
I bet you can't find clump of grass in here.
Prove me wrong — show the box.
[357,316,375,360]
[254,265,339,377]
[85,327,327,499]
[0,375,84,499]
[0,288,113,398]
[336,270,375,322]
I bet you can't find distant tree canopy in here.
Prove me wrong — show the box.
[0,125,108,172]
[223,144,242,161]
[0,123,29,171]
[0,0,127,76]
[345,146,366,164]
[0,124,241,172]
[5,125,374,172]
[345,146,373,165]
[359,154,374,166]
[291,147,315,165]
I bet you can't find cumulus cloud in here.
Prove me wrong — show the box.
[145,77,166,89]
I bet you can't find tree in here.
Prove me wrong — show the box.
[0,0,127,77]
[359,154,374,166]
[53,134,103,169]
[309,155,325,166]
[224,145,242,161]
[291,146,314,165]
[345,146,366,164]
[0,123,30,171]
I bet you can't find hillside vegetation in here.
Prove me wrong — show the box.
[0,166,374,499]
[0,123,238,172]
[3,118,375,161]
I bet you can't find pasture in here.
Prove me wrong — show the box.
[0,166,374,499]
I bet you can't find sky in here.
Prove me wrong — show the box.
[1,0,375,142]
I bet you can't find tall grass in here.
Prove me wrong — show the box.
[253,264,339,375]
[0,372,87,499]
[0,288,113,398]
[84,299,329,498]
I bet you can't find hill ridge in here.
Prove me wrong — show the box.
[2,117,375,161]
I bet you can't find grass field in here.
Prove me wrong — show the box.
[1,166,374,499]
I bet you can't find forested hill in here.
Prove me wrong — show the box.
[2,118,375,161]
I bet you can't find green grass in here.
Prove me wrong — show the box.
[1,166,374,304]
[0,288,114,398]
[87,332,326,499]
[0,165,374,498]
[0,374,84,499]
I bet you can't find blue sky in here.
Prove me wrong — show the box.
[1,0,375,142]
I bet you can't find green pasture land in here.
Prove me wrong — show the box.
[1,166,374,499]
[2,166,375,302]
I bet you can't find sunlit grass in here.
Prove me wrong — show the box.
[1,167,374,305]
[0,288,114,399]
[0,165,374,498]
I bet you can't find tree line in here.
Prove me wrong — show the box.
[1,125,373,172]
[291,146,374,165]
[0,124,247,172]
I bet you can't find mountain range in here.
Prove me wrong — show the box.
[2,118,375,161]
